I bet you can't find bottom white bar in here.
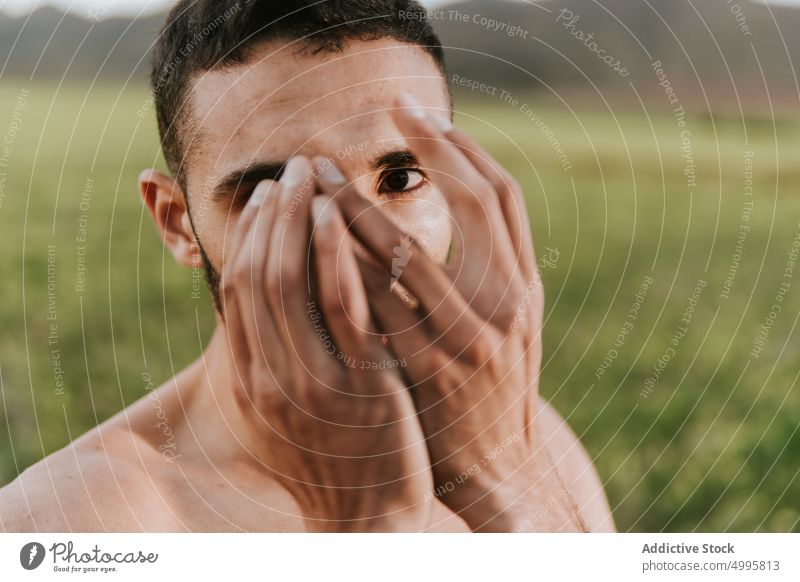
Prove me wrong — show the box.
[1,534,797,581]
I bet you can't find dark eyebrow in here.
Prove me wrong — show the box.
[211,160,286,200]
[371,149,419,170]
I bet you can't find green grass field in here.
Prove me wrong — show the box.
[0,82,798,532]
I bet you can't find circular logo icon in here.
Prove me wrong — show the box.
[20,542,46,570]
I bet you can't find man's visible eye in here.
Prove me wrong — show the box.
[377,168,426,197]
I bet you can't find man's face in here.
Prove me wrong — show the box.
[183,38,453,283]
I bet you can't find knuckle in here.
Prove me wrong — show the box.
[495,284,527,328]
[232,379,253,412]
[233,259,256,288]
[359,331,382,354]
[334,184,362,212]
[313,228,337,258]
[321,292,349,321]
[252,387,285,418]
[428,349,452,375]
[473,177,497,202]
[337,183,357,202]
[463,331,499,367]
[251,372,293,413]
[493,305,520,335]
[220,272,237,297]
[506,313,530,336]
[461,179,496,210]
[502,280,542,335]
[279,263,304,294]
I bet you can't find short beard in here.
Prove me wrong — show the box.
[196,239,223,315]
[185,202,223,316]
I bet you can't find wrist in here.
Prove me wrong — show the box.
[295,485,433,532]
[301,502,431,532]
[442,465,586,533]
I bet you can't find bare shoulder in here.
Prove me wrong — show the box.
[0,426,182,533]
[537,398,616,532]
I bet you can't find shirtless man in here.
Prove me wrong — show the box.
[0,0,614,533]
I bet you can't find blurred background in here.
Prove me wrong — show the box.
[0,0,798,532]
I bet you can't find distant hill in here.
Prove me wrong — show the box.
[0,6,162,79]
[1,0,798,106]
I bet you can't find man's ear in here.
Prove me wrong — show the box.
[138,169,201,269]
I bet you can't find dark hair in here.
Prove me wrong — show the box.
[151,0,447,186]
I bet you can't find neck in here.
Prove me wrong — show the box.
[174,323,265,468]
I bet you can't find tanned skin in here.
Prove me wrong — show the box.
[0,39,614,533]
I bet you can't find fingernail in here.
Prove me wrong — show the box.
[248,180,273,207]
[311,196,332,224]
[398,91,426,120]
[315,156,346,186]
[282,156,309,187]
[428,112,453,133]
